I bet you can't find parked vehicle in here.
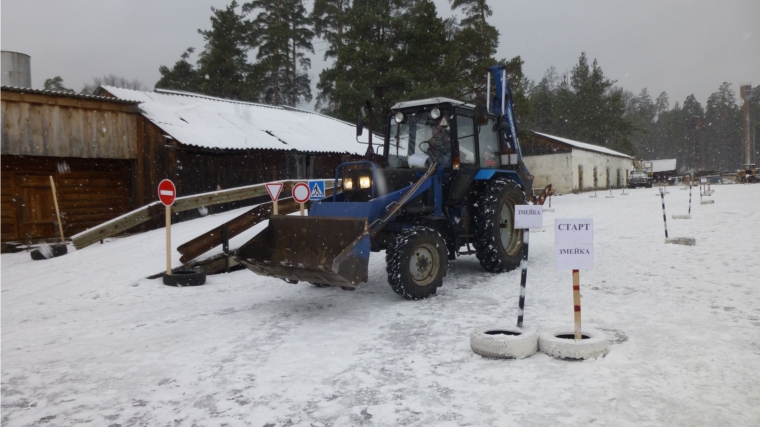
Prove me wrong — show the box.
[628,170,652,188]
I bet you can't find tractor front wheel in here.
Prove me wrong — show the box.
[474,179,525,272]
[386,227,448,300]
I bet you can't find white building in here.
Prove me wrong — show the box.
[522,131,634,194]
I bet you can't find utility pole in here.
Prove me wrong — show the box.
[744,85,752,164]
[692,116,703,173]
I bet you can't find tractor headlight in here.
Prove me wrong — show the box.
[344,178,353,190]
[394,111,404,123]
[430,107,441,119]
[359,176,371,189]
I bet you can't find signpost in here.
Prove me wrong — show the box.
[265,182,284,215]
[308,180,326,200]
[555,218,594,340]
[158,179,177,275]
[292,182,311,216]
[514,204,543,327]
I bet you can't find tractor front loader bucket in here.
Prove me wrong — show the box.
[234,216,371,288]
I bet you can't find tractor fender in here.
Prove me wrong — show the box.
[473,169,523,187]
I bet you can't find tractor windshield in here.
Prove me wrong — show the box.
[387,110,452,169]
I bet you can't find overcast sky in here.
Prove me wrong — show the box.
[2,0,758,108]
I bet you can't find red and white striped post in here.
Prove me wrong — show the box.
[573,269,582,339]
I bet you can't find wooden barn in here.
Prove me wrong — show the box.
[1,85,364,245]
[1,86,142,244]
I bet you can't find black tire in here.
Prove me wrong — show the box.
[30,243,68,260]
[163,270,207,287]
[386,226,448,300]
[310,282,331,288]
[474,179,525,272]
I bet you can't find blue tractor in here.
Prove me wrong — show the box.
[235,66,534,299]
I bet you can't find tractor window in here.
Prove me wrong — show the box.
[456,115,476,165]
[388,119,409,168]
[479,118,500,168]
[388,110,452,168]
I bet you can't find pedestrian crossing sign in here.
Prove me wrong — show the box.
[308,180,325,200]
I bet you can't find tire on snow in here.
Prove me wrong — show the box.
[470,325,538,359]
[163,269,207,287]
[538,327,608,360]
[474,179,525,272]
[386,226,447,300]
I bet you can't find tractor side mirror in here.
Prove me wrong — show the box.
[474,105,488,126]
[356,117,364,137]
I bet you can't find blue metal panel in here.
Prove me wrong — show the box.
[312,177,434,223]
[433,170,443,217]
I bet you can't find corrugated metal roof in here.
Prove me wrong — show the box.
[644,159,677,172]
[102,86,365,154]
[531,131,632,159]
[1,85,140,104]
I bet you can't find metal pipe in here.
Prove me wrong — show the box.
[486,72,490,111]
[501,69,506,115]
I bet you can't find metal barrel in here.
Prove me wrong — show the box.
[234,216,371,288]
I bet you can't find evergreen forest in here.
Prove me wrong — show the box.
[154,0,758,173]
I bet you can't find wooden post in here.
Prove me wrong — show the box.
[49,176,65,243]
[300,202,304,216]
[273,199,279,215]
[573,269,582,340]
[166,205,172,275]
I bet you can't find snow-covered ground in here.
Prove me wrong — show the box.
[2,184,759,426]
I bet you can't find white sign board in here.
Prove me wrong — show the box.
[514,205,543,229]
[555,218,593,270]
[700,177,707,183]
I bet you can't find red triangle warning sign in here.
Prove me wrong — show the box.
[266,182,283,201]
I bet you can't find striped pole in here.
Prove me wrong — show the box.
[660,187,669,238]
[688,181,692,215]
[516,230,530,327]
[573,269,582,340]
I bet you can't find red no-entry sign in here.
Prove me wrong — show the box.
[158,179,176,206]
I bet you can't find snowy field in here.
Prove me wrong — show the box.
[2,184,759,426]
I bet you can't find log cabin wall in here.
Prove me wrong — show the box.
[1,87,141,243]
[1,156,133,242]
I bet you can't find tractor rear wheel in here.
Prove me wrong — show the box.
[386,227,448,300]
[474,179,525,272]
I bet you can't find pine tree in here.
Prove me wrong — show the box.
[446,0,499,103]
[156,48,203,93]
[703,82,741,171]
[311,0,352,112]
[43,76,74,93]
[195,1,255,100]
[245,0,313,107]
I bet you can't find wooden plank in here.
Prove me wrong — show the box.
[0,91,140,113]
[177,186,340,263]
[19,102,32,155]
[72,202,164,248]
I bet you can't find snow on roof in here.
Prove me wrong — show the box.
[1,85,140,104]
[101,86,365,154]
[644,159,677,172]
[391,97,475,110]
[531,131,632,159]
